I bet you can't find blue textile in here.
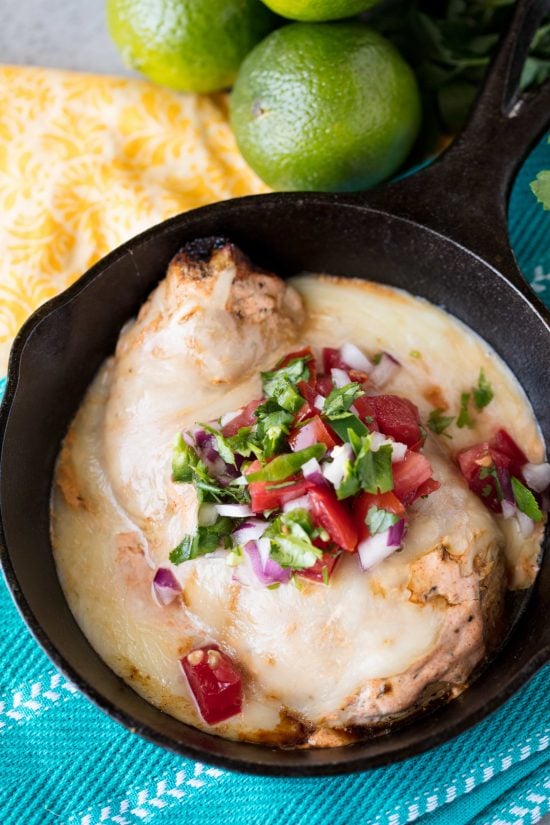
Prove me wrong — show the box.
[0,136,549,825]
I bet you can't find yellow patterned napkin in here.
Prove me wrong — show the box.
[0,65,268,370]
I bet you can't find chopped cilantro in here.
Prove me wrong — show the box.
[264,509,322,570]
[170,517,234,565]
[323,382,364,417]
[481,484,492,498]
[261,358,310,413]
[511,476,543,522]
[372,353,383,365]
[334,447,361,499]
[456,392,474,428]
[427,408,454,437]
[365,505,400,535]
[473,369,494,410]
[254,405,294,458]
[479,465,503,501]
[246,444,326,483]
[172,433,250,504]
[356,442,394,494]
[322,566,329,586]
[334,432,394,497]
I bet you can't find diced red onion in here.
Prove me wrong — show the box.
[220,409,240,428]
[322,444,353,488]
[496,466,514,505]
[358,520,405,571]
[232,519,268,545]
[370,431,388,451]
[522,462,550,493]
[238,541,290,586]
[301,457,328,488]
[370,352,400,387]
[387,518,406,547]
[368,432,407,463]
[215,503,253,518]
[340,342,372,373]
[501,500,516,519]
[314,395,326,410]
[390,442,408,463]
[358,532,396,571]
[283,494,311,513]
[152,567,181,606]
[515,510,535,537]
[331,368,351,388]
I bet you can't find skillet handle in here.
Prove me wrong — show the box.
[349,0,550,288]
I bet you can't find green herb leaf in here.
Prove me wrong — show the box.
[456,392,474,428]
[365,505,400,535]
[322,565,330,586]
[323,382,364,417]
[473,369,494,410]
[170,517,234,565]
[246,444,326,483]
[254,406,294,458]
[511,476,543,522]
[261,358,310,413]
[427,408,454,437]
[172,433,250,504]
[264,509,322,570]
[479,465,503,501]
[356,443,394,494]
[335,449,361,500]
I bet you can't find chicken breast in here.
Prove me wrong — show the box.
[51,240,545,747]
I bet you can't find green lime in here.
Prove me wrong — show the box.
[260,0,378,22]
[107,0,278,94]
[230,22,421,191]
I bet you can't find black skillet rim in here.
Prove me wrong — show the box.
[0,192,548,776]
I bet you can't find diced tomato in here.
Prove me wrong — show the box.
[457,441,514,513]
[308,487,358,552]
[246,461,312,512]
[353,395,379,430]
[371,395,424,449]
[221,398,263,437]
[278,347,317,387]
[295,380,318,422]
[289,415,339,451]
[316,375,334,397]
[298,552,341,583]
[489,429,527,472]
[181,645,242,725]
[415,478,441,499]
[392,451,433,506]
[353,491,405,543]
[322,347,348,373]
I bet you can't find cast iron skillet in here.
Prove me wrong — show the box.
[0,0,549,776]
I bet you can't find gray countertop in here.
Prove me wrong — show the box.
[3,0,132,75]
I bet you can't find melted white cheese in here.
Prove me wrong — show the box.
[51,271,545,746]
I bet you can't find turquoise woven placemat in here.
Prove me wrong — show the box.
[0,136,549,825]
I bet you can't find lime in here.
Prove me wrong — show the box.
[260,0,378,22]
[230,22,421,191]
[107,0,278,94]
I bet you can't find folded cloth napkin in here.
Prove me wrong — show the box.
[0,65,548,825]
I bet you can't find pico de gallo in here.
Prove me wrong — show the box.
[150,342,549,726]
[164,343,440,590]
